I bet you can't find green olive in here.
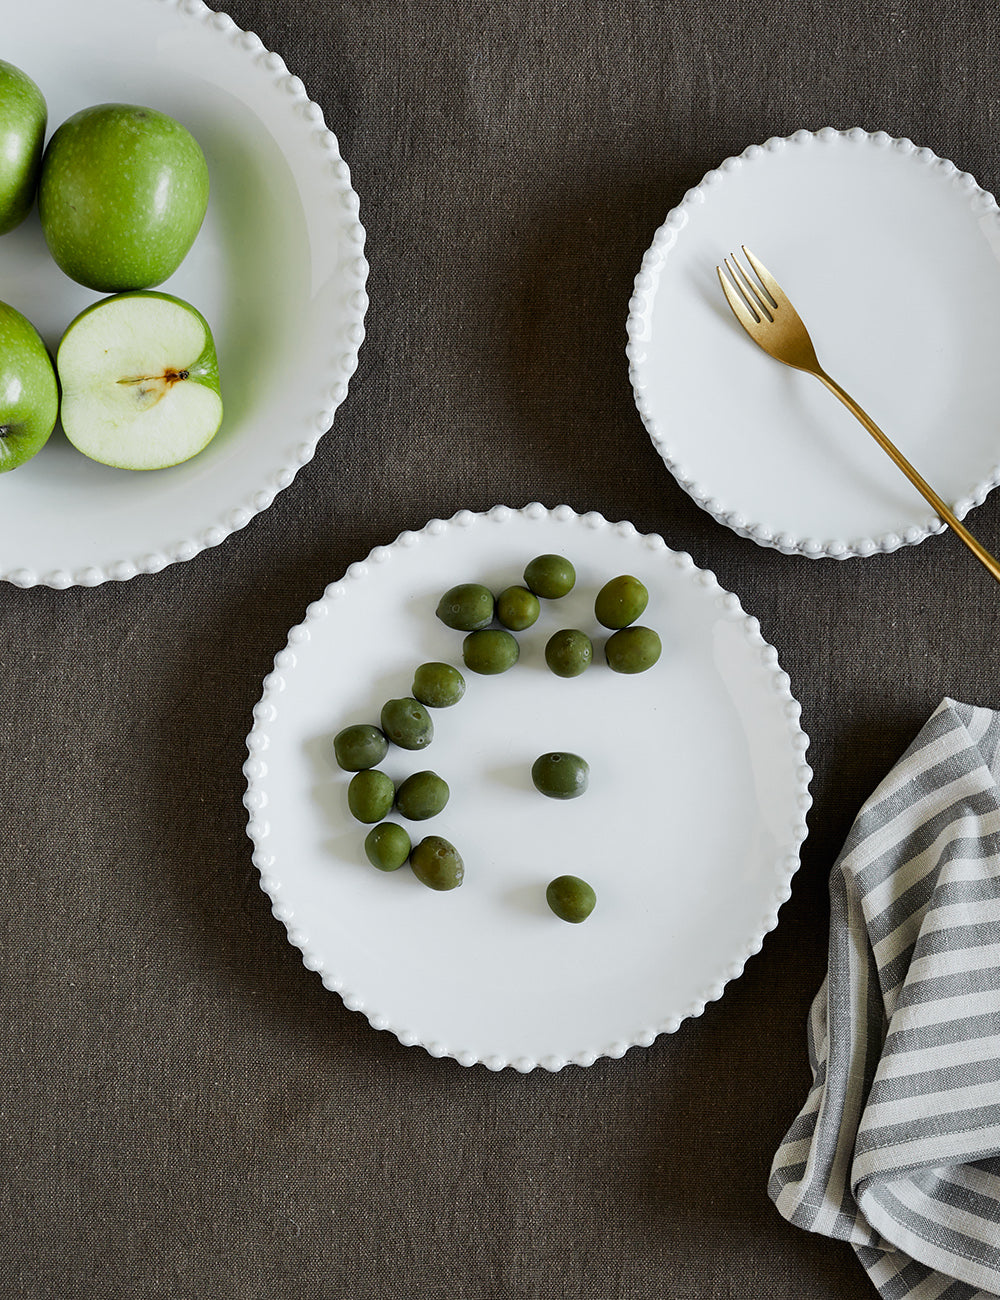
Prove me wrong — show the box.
[546,874,597,923]
[544,628,593,677]
[496,585,540,631]
[523,553,575,599]
[412,661,466,708]
[410,835,464,890]
[347,769,395,823]
[395,770,449,820]
[595,574,649,629]
[364,822,412,871]
[463,627,519,674]
[435,582,495,631]
[380,697,434,749]
[531,751,589,799]
[605,626,661,674]
[333,723,388,772]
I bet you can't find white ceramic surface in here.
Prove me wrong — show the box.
[243,504,813,1072]
[627,128,1000,558]
[0,0,367,587]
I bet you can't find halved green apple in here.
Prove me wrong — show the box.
[57,290,223,470]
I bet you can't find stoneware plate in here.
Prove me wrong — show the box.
[243,504,813,1072]
[627,128,1000,559]
[0,0,367,587]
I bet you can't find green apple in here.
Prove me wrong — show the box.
[57,291,223,470]
[0,60,47,235]
[0,300,59,473]
[38,103,209,291]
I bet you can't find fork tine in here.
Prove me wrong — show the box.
[728,254,774,320]
[717,261,761,328]
[742,246,781,308]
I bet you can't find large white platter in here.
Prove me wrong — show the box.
[0,0,367,587]
[243,504,812,1072]
[627,128,1000,559]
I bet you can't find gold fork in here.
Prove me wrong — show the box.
[717,246,1000,583]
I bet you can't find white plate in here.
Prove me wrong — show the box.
[243,504,812,1072]
[627,128,1000,558]
[1,0,367,587]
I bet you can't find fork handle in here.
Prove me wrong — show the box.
[816,372,1000,584]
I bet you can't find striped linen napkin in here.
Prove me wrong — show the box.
[769,697,1000,1299]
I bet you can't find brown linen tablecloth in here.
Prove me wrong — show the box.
[4,2,1000,1297]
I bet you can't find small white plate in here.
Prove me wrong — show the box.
[1,0,367,587]
[627,128,1000,558]
[243,504,812,1072]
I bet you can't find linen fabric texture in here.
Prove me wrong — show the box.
[770,697,1000,1300]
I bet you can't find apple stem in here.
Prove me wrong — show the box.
[118,370,190,385]
[115,368,192,411]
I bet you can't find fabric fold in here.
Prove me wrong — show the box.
[770,698,1000,1299]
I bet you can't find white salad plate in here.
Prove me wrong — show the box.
[627,127,1000,558]
[243,504,812,1072]
[0,0,367,588]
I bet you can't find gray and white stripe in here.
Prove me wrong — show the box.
[770,698,1000,1299]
